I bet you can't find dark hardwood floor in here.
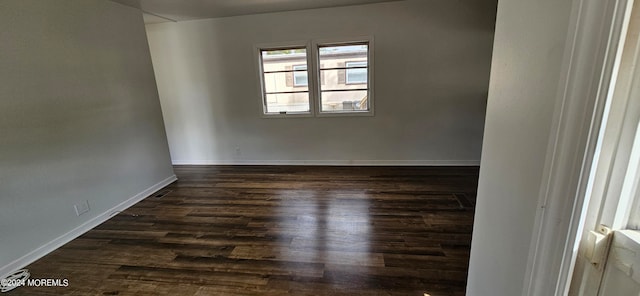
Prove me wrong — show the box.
[15,165,478,296]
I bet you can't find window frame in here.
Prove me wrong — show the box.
[255,41,315,118]
[255,37,374,118]
[313,37,374,117]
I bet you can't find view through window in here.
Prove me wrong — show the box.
[318,43,369,113]
[260,48,310,114]
[257,39,372,116]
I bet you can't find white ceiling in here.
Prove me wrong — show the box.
[110,0,404,24]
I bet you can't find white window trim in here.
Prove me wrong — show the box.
[313,36,375,117]
[254,40,314,118]
[520,0,634,295]
[255,37,374,118]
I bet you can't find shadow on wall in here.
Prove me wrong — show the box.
[153,22,235,162]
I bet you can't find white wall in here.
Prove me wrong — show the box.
[466,0,574,295]
[0,0,174,275]
[145,0,497,165]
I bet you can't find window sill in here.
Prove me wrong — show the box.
[608,230,640,284]
[261,112,314,119]
[316,110,374,117]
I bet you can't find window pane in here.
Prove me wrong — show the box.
[260,47,310,115]
[318,43,369,113]
[320,90,368,112]
[346,68,367,84]
[345,61,368,67]
[345,61,367,84]
[319,44,368,60]
[319,68,368,90]
[265,92,310,113]
[263,71,308,93]
[261,48,307,72]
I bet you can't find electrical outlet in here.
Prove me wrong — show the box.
[74,200,90,216]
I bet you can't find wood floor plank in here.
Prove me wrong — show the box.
[13,165,478,295]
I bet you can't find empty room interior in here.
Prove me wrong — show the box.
[4,0,640,295]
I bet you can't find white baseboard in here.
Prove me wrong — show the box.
[0,175,177,279]
[171,159,481,166]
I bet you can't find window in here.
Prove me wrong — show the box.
[292,65,308,86]
[345,61,368,84]
[317,42,371,114]
[256,37,373,117]
[258,46,311,115]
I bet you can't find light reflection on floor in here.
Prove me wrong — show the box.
[272,190,379,268]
